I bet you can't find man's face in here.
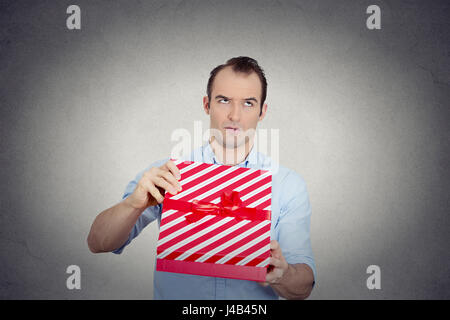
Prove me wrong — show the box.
[203,66,267,149]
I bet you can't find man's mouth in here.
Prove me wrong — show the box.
[224,127,241,135]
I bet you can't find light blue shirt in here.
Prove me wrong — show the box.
[113,143,316,299]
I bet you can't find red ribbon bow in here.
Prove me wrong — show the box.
[163,190,271,224]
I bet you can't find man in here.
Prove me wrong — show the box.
[87,57,316,299]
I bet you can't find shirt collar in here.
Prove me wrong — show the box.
[203,142,258,167]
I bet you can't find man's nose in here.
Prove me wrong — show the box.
[228,102,241,122]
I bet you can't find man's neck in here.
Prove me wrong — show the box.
[209,138,254,166]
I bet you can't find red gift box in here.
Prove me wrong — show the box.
[156,159,272,281]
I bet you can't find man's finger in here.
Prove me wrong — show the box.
[257,281,269,287]
[160,170,182,192]
[165,160,181,180]
[266,271,280,284]
[270,240,283,258]
[142,180,164,204]
[269,257,283,269]
[266,267,284,284]
[153,176,177,195]
[270,240,279,251]
[265,273,275,283]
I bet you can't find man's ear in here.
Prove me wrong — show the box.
[258,103,268,122]
[203,96,210,115]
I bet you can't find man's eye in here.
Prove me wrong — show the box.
[219,99,229,104]
[244,101,254,107]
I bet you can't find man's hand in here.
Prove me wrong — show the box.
[125,160,182,210]
[258,240,315,299]
[259,240,289,286]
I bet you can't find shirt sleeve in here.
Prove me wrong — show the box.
[275,170,317,284]
[112,158,169,254]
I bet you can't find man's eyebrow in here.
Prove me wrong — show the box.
[215,95,229,100]
[214,95,258,102]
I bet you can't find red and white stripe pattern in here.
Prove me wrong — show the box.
[156,159,272,278]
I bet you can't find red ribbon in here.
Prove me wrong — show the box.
[163,190,271,223]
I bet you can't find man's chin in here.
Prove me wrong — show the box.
[223,137,246,149]
[211,133,249,149]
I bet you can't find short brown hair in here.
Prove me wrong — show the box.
[207,56,267,116]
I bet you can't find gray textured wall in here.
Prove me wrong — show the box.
[0,0,449,299]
